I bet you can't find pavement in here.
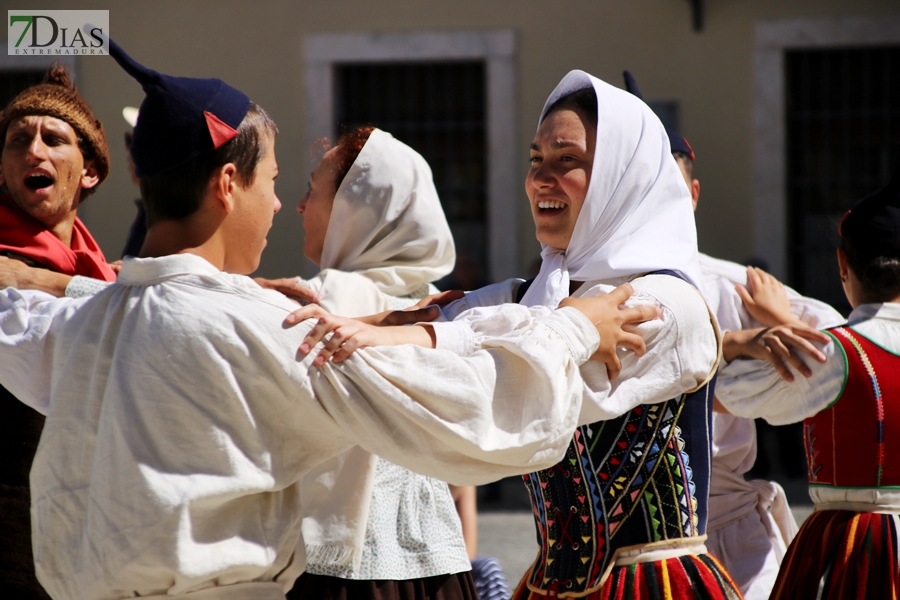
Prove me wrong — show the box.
[475,475,815,588]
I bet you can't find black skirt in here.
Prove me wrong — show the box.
[0,385,51,599]
[287,571,478,600]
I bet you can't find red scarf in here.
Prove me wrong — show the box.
[0,194,116,282]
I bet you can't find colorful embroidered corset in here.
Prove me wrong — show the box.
[804,326,900,488]
[520,375,715,596]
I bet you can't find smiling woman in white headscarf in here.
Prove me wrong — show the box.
[426,71,739,599]
[520,71,702,307]
[286,127,480,600]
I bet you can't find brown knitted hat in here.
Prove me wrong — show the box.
[0,63,110,198]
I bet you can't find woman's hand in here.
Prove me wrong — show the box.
[559,283,661,381]
[348,291,464,328]
[413,289,465,309]
[359,290,465,326]
[254,276,321,304]
[285,304,435,364]
[735,267,803,328]
[722,324,830,382]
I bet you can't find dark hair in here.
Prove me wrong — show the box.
[540,87,598,130]
[331,125,375,189]
[140,103,277,226]
[673,152,694,178]
[841,235,900,301]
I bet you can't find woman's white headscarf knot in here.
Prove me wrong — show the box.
[520,70,702,308]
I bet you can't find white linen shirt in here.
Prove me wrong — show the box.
[698,253,844,473]
[0,254,600,600]
[431,273,720,422]
[716,303,900,425]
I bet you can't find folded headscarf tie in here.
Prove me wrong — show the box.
[522,246,568,308]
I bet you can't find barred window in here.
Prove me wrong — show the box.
[334,61,487,288]
[786,47,900,312]
[0,69,45,112]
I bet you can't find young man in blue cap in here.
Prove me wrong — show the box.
[0,42,655,600]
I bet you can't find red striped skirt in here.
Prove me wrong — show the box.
[510,553,743,600]
[771,509,900,600]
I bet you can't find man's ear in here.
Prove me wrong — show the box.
[691,179,700,211]
[80,159,100,190]
[211,163,239,214]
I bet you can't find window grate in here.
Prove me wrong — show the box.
[0,70,46,113]
[786,46,900,313]
[334,62,487,286]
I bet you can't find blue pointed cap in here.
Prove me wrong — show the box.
[623,70,644,101]
[109,38,250,178]
[623,70,694,161]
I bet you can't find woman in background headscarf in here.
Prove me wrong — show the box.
[284,127,478,600]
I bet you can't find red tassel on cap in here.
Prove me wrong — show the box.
[204,110,238,149]
[683,137,696,162]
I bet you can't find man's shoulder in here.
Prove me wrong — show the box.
[697,253,748,286]
[631,272,704,301]
[175,274,298,320]
[115,271,297,336]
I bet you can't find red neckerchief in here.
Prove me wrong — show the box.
[0,194,116,282]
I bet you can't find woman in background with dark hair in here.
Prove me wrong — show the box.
[718,173,900,600]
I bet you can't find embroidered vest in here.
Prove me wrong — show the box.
[804,326,900,488]
[520,370,715,596]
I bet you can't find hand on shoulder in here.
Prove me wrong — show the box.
[722,323,830,382]
[735,266,805,328]
[559,283,659,380]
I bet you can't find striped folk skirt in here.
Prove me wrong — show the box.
[770,509,900,600]
[510,553,743,600]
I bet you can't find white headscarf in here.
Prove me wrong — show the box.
[302,130,455,571]
[319,128,456,296]
[520,70,702,308]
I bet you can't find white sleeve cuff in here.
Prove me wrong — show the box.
[427,321,476,356]
[540,307,600,364]
[65,275,112,298]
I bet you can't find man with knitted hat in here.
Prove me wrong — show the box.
[0,63,114,599]
[0,63,113,278]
